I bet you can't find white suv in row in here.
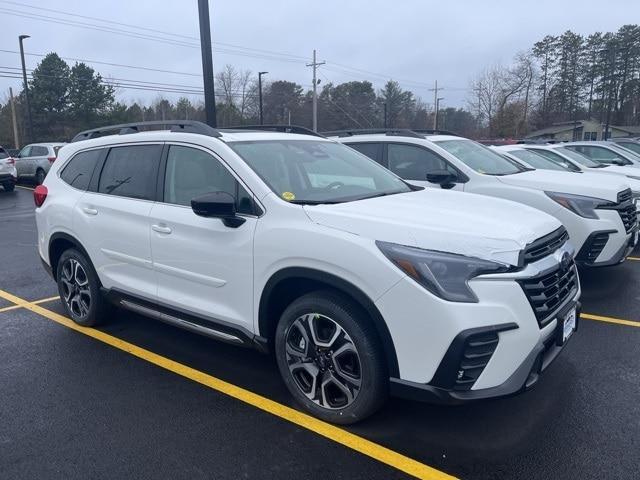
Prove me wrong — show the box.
[330,130,638,267]
[36,121,580,423]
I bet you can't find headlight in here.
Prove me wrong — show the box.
[376,241,509,302]
[545,191,613,219]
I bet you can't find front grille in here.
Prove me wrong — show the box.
[576,232,610,263]
[601,189,638,234]
[519,260,579,327]
[522,227,569,265]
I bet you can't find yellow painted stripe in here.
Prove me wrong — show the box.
[15,185,34,191]
[581,312,640,328]
[627,256,640,261]
[0,295,59,313]
[0,288,455,480]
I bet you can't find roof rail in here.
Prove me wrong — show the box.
[322,128,425,138]
[222,124,324,137]
[70,120,221,143]
[411,128,458,136]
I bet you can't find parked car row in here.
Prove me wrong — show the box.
[27,121,640,424]
[0,142,66,188]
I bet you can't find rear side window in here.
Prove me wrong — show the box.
[387,144,448,180]
[31,146,48,156]
[0,148,7,159]
[60,149,103,190]
[348,143,382,162]
[163,145,254,214]
[98,145,161,200]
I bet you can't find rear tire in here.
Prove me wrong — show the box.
[56,249,111,327]
[35,169,45,185]
[275,290,388,424]
[2,182,14,192]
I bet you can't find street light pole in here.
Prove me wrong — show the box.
[435,97,444,130]
[18,35,33,143]
[258,71,268,125]
[197,0,217,127]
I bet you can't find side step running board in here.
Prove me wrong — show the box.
[120,299,244,346]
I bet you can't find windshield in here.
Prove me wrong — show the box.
[229,140,412,204]
[615,142,640,156]
[553,147,603,167]
[608,143,640,161]
[509,149,569,171]
[434,139,525,175]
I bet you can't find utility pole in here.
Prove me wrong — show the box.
[429,80,444,129]
[435,97,444,130]
[18,35,33,143]
[307,49,325,132]
[197,0,217,127]
[258,71,268,125]
[9,87,20,148]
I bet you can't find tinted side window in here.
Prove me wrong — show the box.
[163,145,254,215]
[0,148,7,159]
[60,149,103,190]
[18,146,31,158]
[387,144,447,180]
[98,145,161,200]
[348,143,381,162]
[32,146,49,156]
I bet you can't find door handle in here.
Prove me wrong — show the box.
[152,224,172,234]
[82,207,98,216]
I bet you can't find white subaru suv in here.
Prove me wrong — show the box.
[35,121,580,424]
[331,130,638,267]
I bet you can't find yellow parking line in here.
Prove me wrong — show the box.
[0,288,455,480]
[15,185,34,191]
[0,295,59,313]
[581,312,640,328]
[627,257,640,261]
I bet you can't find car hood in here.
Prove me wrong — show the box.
[495,170,627,202]
[598,165,640,180]
[303,189,562,267]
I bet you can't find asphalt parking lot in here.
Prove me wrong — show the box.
[1,185,639,480]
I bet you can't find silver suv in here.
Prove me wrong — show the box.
[16,143,66,184]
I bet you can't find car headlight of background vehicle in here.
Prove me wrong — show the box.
[376,241,509,302]
[545,191,613,219]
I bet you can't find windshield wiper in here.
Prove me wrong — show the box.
[289,199,342,205]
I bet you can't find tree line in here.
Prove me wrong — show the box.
[470,24,640,137]
[1,24,638,147]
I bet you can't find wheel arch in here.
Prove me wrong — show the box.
[48,232,92,279]
[258,267,399,378]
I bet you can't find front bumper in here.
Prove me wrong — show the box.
[0,173,16,185]
[390,301,580,404]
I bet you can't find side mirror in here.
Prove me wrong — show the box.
[426,169,457,189]
[191,191,246,228]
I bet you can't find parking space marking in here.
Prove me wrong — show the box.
[581,312,640,328]
[0,295,59,313]
[0,288,455,480]
[627,257,640,261]
[15,185,34,191]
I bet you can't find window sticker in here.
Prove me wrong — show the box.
[282,191,296,201]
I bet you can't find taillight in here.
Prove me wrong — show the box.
[7,158,15,165]
[34,185,48,207]
[47,156,56,164]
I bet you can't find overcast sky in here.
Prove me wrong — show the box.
[0,0,636,109]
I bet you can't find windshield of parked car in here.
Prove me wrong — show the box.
[553,147,603,168]
[508,149,570,171]
[615,142,640,156]
[434,139,526,175]
[229,140,412,204]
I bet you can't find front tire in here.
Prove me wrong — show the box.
[56,249,110,327]
[275,290,388,424]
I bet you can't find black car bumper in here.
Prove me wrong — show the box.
[0,173,16,184]
[390,302,580,405]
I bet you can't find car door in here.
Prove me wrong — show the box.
[385,143,465,191]
[149,144,258,333]
[16,145,32,177]
[75,143,161,300]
